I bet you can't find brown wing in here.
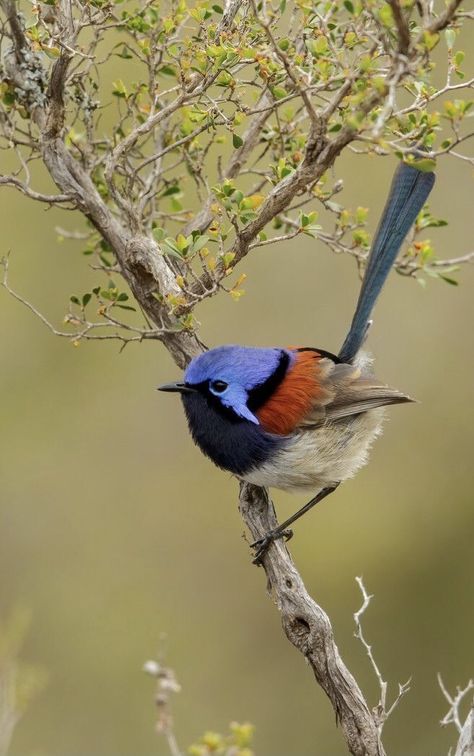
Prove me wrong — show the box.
[299,357,414,429]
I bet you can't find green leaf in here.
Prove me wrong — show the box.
[42,46,61,59]
[314,36,328,54]
[444,29,456,50]
[159,65,177,77]
[232,133,243,149]
[191,235,210,253]
[216,71,234,88]
[212,4,223,12]
[112,79,127,98]
[100,289,114,301]
[82,293,92,307]
[170,197,183,212]
[222,252,235,268]
[344,0,354,12]
[70,295,80,305]
[99,253,112,268]
[379,4,393,26]
[355,206,368,224]
[409,157,436,173]
[162,244,184,260]
[161,185,181,197]
[439,274,458,286]
[271,86,287,100]
[152,227,166,242]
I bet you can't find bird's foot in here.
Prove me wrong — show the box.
[251,528,293,565]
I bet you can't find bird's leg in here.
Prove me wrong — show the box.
[251,483,340,564]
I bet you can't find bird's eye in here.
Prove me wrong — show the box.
[210,380,228,394]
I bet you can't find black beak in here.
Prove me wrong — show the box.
[158,382,197,394]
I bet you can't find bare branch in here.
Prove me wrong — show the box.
[433,252,474,268]
[248,227,301,249]
[0,175,72,204]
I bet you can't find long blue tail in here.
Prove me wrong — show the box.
[338,161,435,364]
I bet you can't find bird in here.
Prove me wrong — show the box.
[159,159,435,563]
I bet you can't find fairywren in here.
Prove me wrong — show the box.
[159,160,435,562]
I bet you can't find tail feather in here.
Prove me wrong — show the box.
[338,161,435,364]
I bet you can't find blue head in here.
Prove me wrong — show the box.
[158,345,292,476]
[183,345,292,423]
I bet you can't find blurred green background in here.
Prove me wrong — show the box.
[1,115,473,756]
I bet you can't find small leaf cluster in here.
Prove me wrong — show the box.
[398,207,459,286]
[68,280,135,317]
[188,721,255,756]
[213,179,264,226]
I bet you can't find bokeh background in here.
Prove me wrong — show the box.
[1,38,474,756]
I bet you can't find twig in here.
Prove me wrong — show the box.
[143,658,182,756]
[0,256,166,346]
[354,577,411,732]
[439,674,474,735]
[0,176,73,204]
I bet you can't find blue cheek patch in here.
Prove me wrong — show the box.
[220,386,259,425]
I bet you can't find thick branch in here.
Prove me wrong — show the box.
[426,0,464,33]
[239,483,385,756]
[456,707,474,756]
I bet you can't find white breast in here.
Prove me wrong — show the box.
[242,408,385,492]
